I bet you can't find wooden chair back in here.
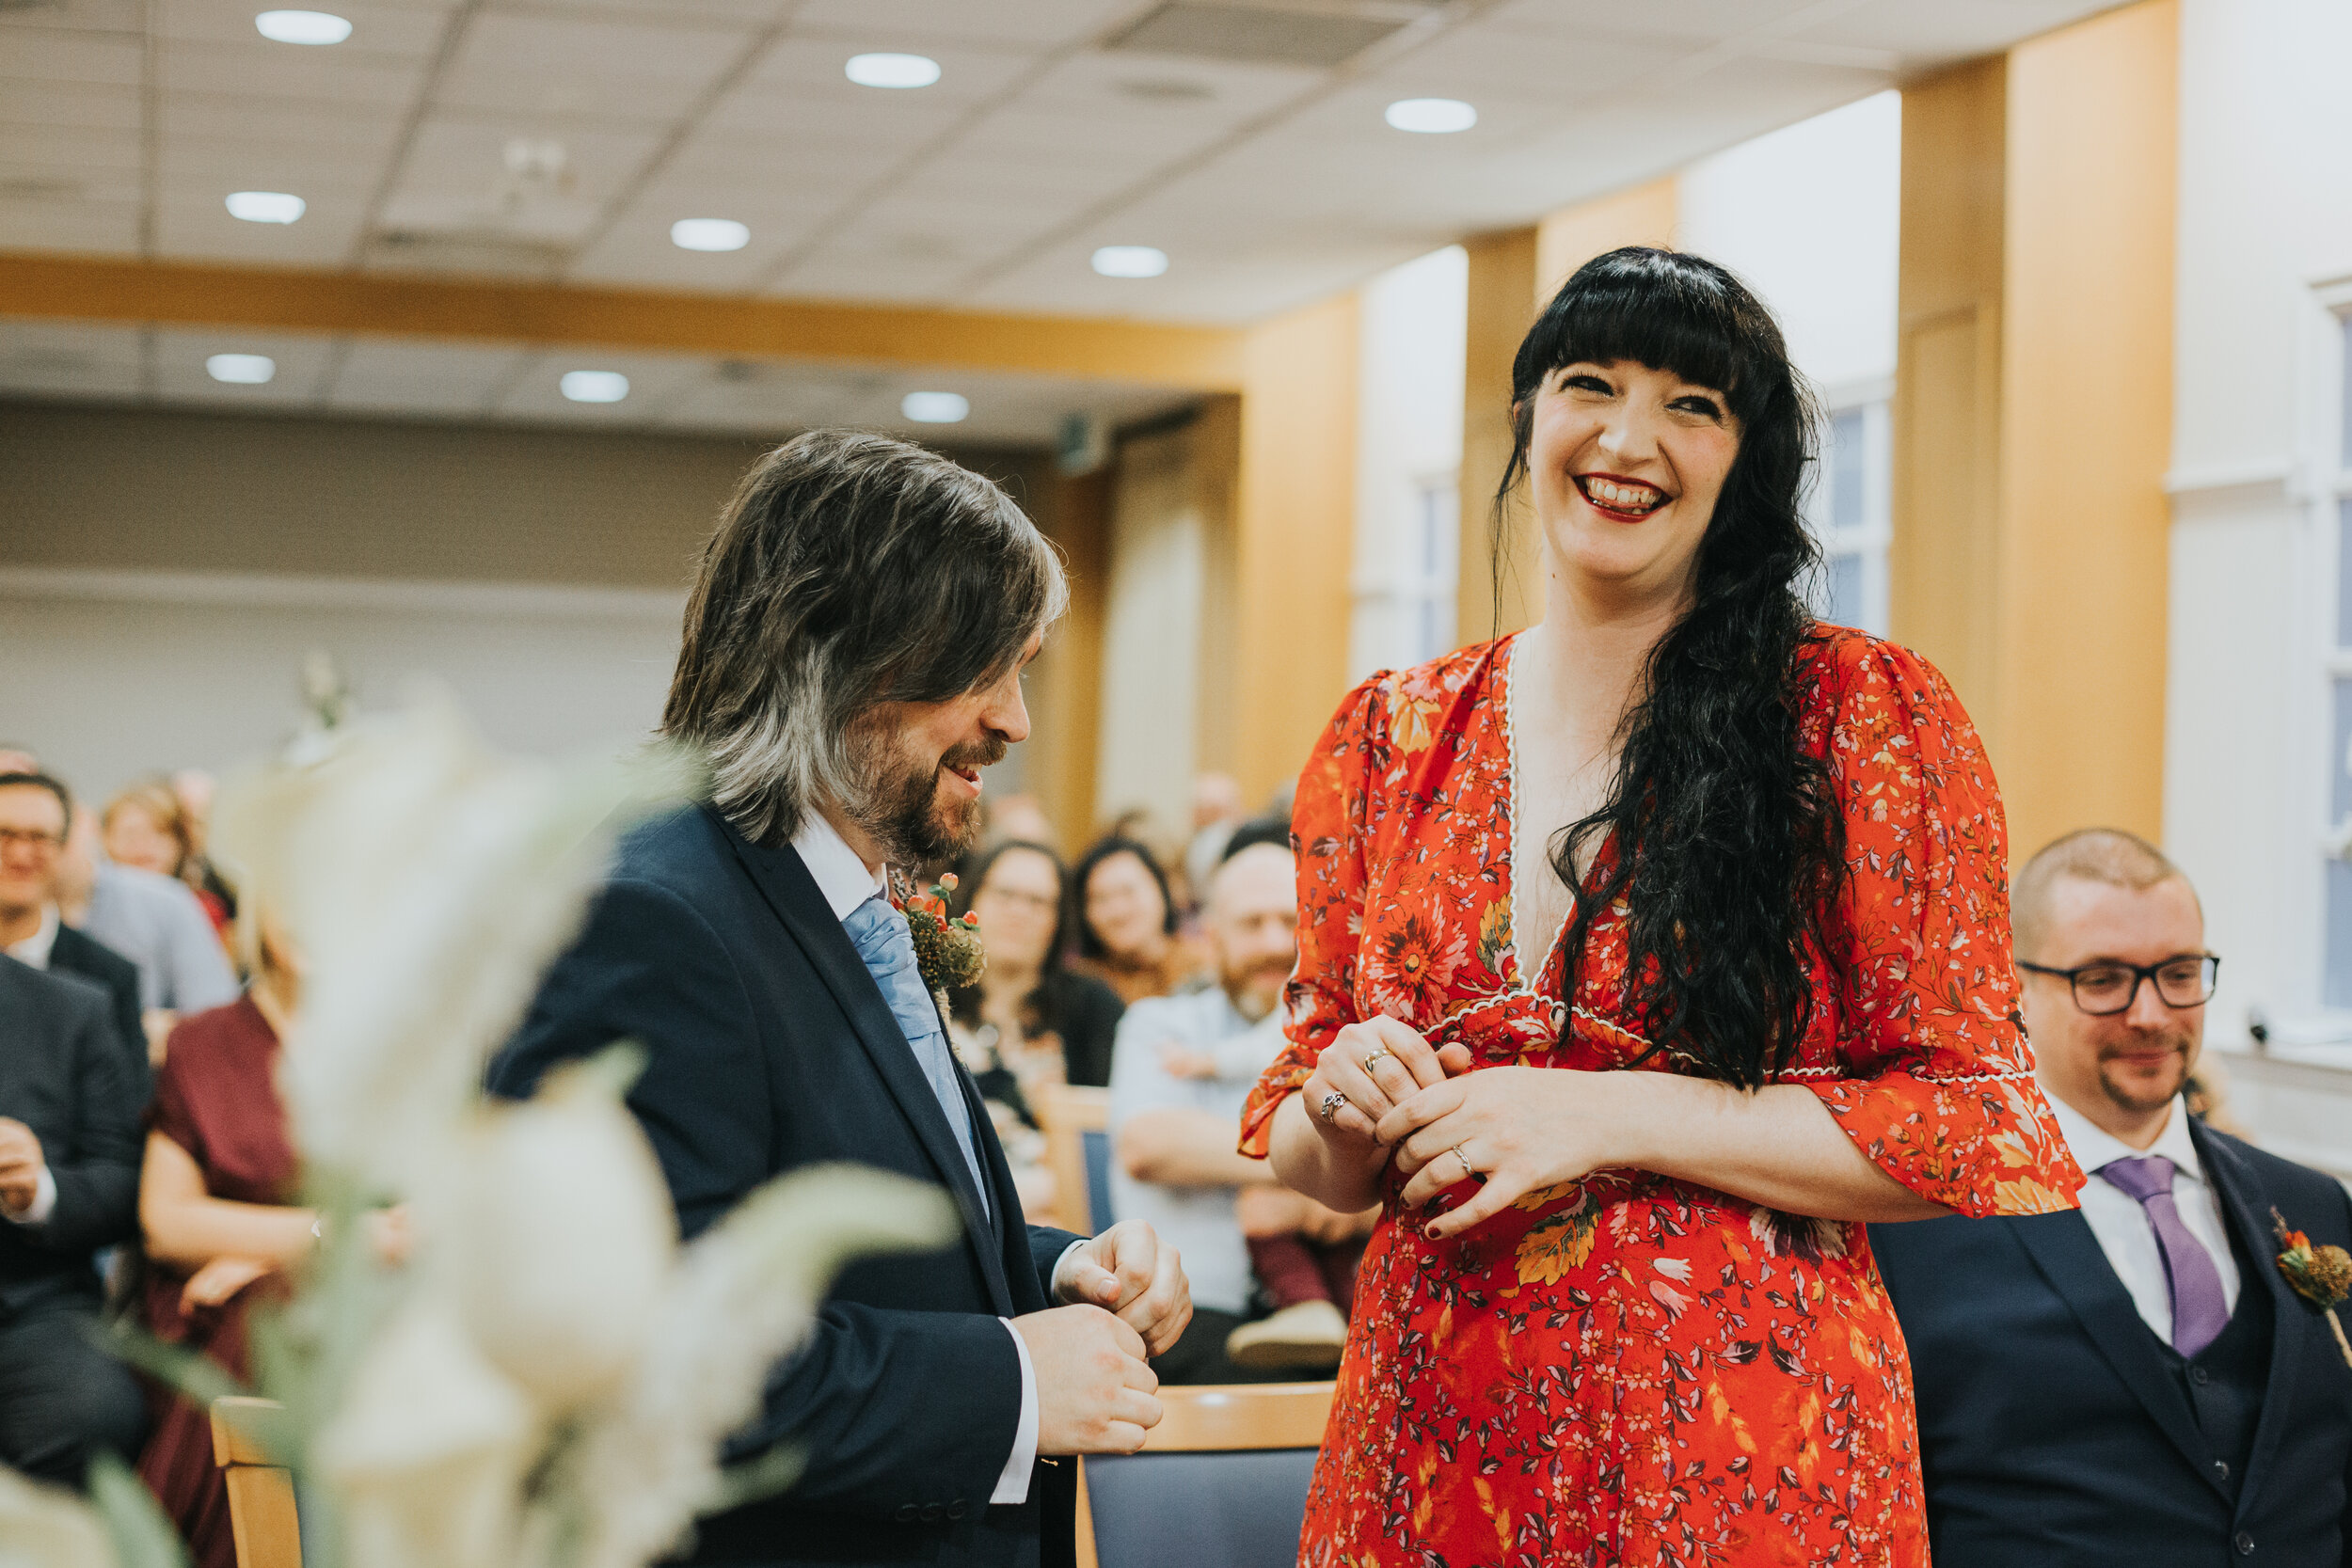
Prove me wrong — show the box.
[211,1396,302,1568]
[1035,1083,1113,1235]
[1073,1382,1336,1568]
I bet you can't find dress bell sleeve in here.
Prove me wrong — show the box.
[1801,638,2083,1218]
[1238,673,1391,1159]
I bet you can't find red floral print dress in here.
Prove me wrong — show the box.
[1240,627,2082,1568]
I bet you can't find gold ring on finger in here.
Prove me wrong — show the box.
[1450,1144,1477,1183]
[1360,1044,1392,1073]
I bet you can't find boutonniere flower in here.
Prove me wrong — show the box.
[2271,1207,2352,1368]
[896,872,986,1006]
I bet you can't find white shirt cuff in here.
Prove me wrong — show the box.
[991,1318,1041,1505]
[3,1165,56,1227]
[1050,1236,1090,1301]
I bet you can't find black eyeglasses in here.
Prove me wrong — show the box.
[2016,954,2220,1016]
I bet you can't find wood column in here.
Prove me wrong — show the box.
[1890,0,2177,861]
[1026,463,1112,857]
[1232,293,1360,806]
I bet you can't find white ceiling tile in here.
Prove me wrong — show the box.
[161,95,407,152]
[737,32,1041,103]
[153,194,368,261]
[436,12,755,125]
[0,0,144,35]
[0,127,143,173]
[502,0,794,26]
[1372,21,1689,105]
[1794,0,2111,65]
[494,347,707,420]
[389,114,661,210]
[160,38,428,108]
[327,336,529,413]
[156,0,455,55]
[790,0,1142,52]
[561,218,814,290]
[0,200,141,254]
[0,27,144,87]
[151,326,342,406]
[1479,0,1815,47]
[0,80,141,131]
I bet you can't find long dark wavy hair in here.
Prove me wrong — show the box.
[1497,246,1845,1089]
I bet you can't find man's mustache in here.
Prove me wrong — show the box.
[942,737,1009,772]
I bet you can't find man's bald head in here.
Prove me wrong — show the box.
[2012,828,2195,963]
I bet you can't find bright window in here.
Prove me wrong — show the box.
[2323,310,2352,1006]
[1808,397,1891,634]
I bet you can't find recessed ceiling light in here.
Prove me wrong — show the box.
[901,391,969,424]
[206,354,276,385]
[1091,245,1168,278]
[1385,97,1477,134]
[846,52,941,89]
[560,371,629,404]
[255,9,352,44]
[225,190,305,224]
[671,218,750,252]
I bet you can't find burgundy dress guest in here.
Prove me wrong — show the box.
[136,997,297,1568]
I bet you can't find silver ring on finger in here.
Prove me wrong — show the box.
[1359,1044,1392,1073]
[1318,1089,1349,1125]
[1450,1144,1477,1183]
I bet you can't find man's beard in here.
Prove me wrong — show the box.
[839,721,1005,869]
[1224,956,1294,1022]
[2096,1027,2196,1116]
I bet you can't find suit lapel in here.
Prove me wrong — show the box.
[2192,1121,2298,1509]
[710,808,1015,1316]
[2009,1210,2224,1490]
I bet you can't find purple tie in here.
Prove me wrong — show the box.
[2099,1154,2230,1357]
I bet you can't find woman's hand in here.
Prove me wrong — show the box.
[180,1256,273,1314]
[1299,1017,1472,1147]
[1377,1067,1629,1240]
[364,1205,415,1268]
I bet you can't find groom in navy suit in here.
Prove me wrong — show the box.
[492,431,1191,1568]
[1873,829,2352,1567]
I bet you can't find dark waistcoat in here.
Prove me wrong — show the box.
[2158,1211,2273,1498]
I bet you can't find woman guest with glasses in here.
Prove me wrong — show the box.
[946,841,1126,1216]
[1069,836,1209,1006]
[1242,248,2085,1568]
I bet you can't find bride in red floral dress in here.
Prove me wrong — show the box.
[1242,248,2083,1568]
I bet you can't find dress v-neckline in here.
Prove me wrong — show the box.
[1500,632,1582,996]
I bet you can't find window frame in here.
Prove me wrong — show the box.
[2310,277,2352,1020]
[1808,376,1895,636]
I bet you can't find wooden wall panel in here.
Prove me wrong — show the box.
[1455,228,1539,647]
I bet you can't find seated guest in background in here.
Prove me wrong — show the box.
[981,792,1057,851]
[0,774,146,1075]
[950,839,1126,1093]
[103,781,227,936]
[0,953,149,1487]
[1072,835,1208,1006]
[56,805,241,1057]
[1111,836,1374,1382]
[135,906,409,1568]
[167,769,237,927]
[1181,773,1246,913]
[1874,829,2352,1567]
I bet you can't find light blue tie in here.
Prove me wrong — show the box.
[840,893,989,1217]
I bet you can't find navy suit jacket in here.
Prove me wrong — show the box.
[490,805,1082,1568]
[1874,1117,2352,1567]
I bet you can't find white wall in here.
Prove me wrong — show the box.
[1351,245,1467,679]
[2166,0,2352,1050]
[0,570,683,797]
[1093,425,1205,838]
[1677,91,1901,403]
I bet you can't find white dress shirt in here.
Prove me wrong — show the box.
[788,812,1047,1508]
[2045,1091,2242,1341]
[2,905,63,1225]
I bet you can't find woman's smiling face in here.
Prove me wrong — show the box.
[1523,358,1742,603]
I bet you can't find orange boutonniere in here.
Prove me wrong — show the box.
[2271,1207,2352,1368]
[896,872,987,1002]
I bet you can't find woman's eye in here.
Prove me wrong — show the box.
[1672,396,1724,419]
[1563,373,1611,394]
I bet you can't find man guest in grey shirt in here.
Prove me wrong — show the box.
[1109,831,1375,1382]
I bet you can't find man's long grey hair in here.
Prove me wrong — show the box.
[662,430,1067,847]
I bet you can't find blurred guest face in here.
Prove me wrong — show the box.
[104,801,181,877]
[972,847,1061,973]
[1207,846,1296,1022]
[1085,850,1167,961]
[2023,875,2207,1128]
[842,636,1036,866]
[0,784,67,919]
[1192,772,1243,830]
[1526,359,1740,605]
[172,769,216,853]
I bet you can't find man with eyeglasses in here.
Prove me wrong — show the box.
[1873,828,2352,1568]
